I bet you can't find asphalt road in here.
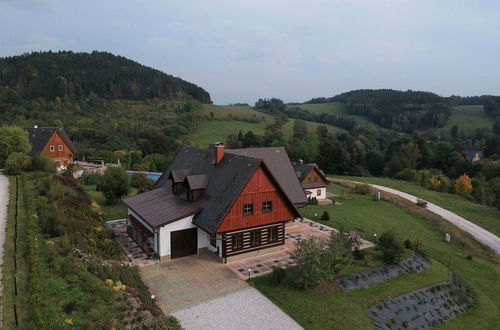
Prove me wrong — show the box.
[334,179,500,254]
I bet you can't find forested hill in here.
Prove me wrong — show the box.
[304,89,450,132]
[0,51,212,103]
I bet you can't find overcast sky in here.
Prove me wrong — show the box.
[1,0,499,104]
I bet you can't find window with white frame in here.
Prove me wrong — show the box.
[243,203,253,215]
[58,145,63,151]
[49,145,55,152]
[262,200,272,213]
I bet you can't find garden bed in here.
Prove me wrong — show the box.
[336,251,430,291]
[366,271,477,329]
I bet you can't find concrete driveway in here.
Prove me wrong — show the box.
[334,178,500,254]
[172,287,303,330]
[140,251,248,313]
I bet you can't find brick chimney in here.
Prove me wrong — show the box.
[215,142,225,165]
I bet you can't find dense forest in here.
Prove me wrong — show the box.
[0,51,211,103]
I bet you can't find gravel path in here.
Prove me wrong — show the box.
[335,179,500,254]
[0,172,10,326]
[171,287,303,330]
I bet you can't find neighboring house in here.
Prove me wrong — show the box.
[122,143,306,263]
[25,126,77,168]
[292,160,329,200]
[462,150,484,162]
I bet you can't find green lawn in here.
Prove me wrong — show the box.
[333,176,500,238]
[252,183,500,329]
[82,184,137,220]
[287,102,372,124]
[444,105,492,130]
[282,118,346,137]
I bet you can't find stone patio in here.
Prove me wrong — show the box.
[226,218,374,279]
[105,219,157,267]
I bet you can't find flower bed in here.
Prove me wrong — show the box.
[336,250,430,291]
[366,271,477,329]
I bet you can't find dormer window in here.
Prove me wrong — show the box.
[49,145,55,152]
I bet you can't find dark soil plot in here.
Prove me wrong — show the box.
[366,272,477,329]
[336,251,430,291]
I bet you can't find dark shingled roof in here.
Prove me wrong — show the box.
[462,150,484,162]
[226,147,307,204]
[186,174,209,190]
[24,127,77,155]
[123,184,206,227]
[291,161,328,184]
[129,146,301,232]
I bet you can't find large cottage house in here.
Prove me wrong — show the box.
[25,126,76,168]
[122,143,306,263]
[292,161,329,200]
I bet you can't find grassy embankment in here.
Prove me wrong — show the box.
[333,175,500,238]
[252,183,500,329]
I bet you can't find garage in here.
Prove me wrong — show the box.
[170,228,198,259]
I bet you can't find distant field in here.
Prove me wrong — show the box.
[193,104,347,146]
[444,105,492,130]
[287,102,372,124]
[198,104,274,122]
[282,118,346,137]
[189,120,267,148]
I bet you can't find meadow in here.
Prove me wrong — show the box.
[444,105,492,130]
[252,183,500,329]
[333,175,500,237]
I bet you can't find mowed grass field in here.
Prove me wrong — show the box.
[333,175,500,237]
[287,102,372,123]
[444,105,492,130]
[252,183,500,329]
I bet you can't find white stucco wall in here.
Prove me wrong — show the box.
[305,187,326,200]
[158,215,210,257]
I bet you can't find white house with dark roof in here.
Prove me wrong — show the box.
[122,143,305,263]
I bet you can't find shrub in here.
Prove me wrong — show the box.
[466,254,473,260]
[354,183,372,195]
[353,247,365,260]
[100,166,130,204]
[5,152,31,174]
[80,172,102,185]
[30,153,57,173]
[291,231,352,289]
[393,168,416,181]
[321,211,330,221]
[454,174,474,198]
[404,239,413,249]
[130,173,155,190]
[271,267,286,286]
[378,230,404,263]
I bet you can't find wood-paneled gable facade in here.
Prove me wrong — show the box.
[42,130,75,166]
[217,166,295,233]
[303,168,327,187]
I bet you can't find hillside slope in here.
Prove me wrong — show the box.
[0,51,211,103]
